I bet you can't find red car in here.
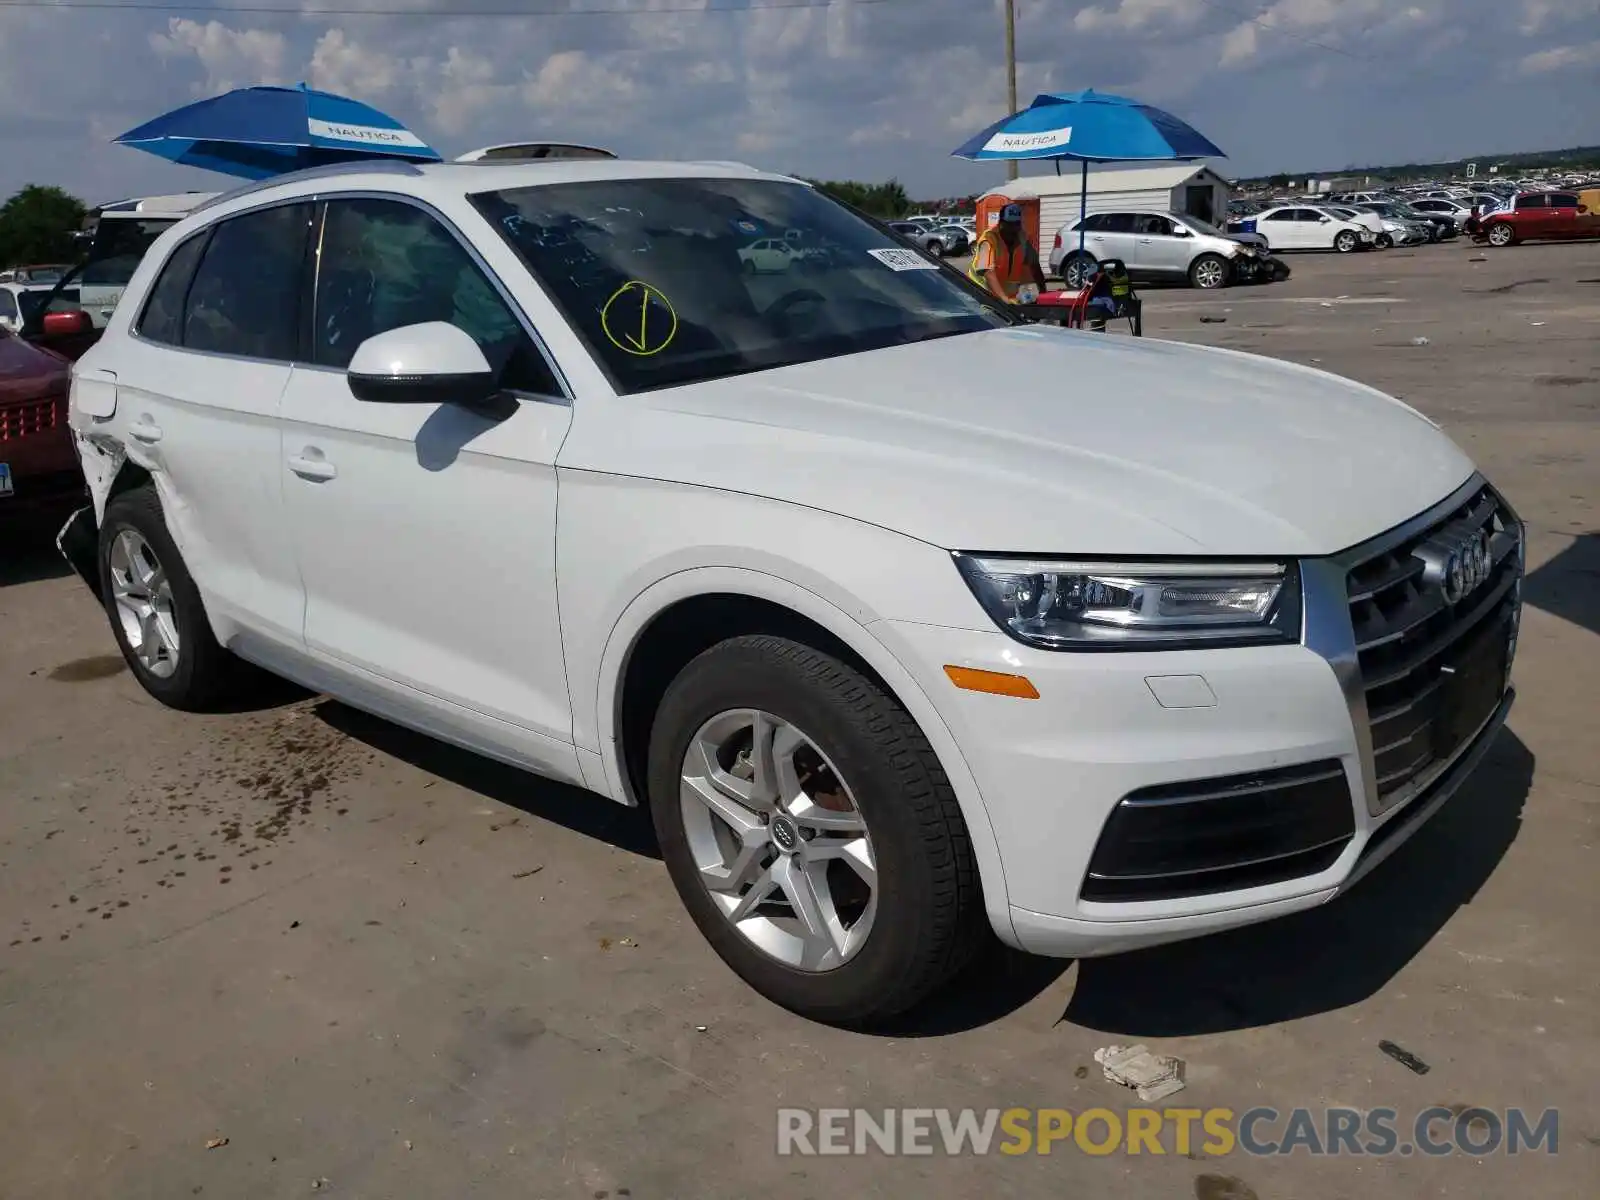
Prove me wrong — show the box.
[1473,190,1600,247]
[0,320,79,518]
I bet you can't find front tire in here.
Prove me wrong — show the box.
[1188,253,1229,289]
[98,484,247,711]
[647,635,984,1025]
[1334,230,1358,253]
[1486,222,1516,247]
[1375,233,1393,249]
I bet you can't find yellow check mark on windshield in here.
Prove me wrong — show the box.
[601,281,679,357]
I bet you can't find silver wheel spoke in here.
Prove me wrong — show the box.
[682,765,768,841]
[727,865,778,922]
[788,794,865,833]
[772,856,841,969]
[807,836,877,889]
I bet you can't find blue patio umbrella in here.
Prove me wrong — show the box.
[953,89,1225,260]
[115,83,442,180]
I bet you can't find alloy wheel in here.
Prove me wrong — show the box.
[108,529,180,678]
[1193,258,1225,288]
[679,709,877,972]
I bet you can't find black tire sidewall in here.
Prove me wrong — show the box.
[647,637,973,1023]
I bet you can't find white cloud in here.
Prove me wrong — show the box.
[148,18,289,95]
[1,0,1597,207]
[1519,37,1600,71]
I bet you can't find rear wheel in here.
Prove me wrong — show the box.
[1061,253,1096,290]
[1486,222,1516,247]
[1334,230,1358,253]
[1188,253,1229,290]
[98,484,251,711]
[648,635,985,1025]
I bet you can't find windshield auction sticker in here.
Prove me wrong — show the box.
[601,280,679,356]
[867,248,940,272]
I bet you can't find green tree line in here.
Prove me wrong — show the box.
[0,185,87,268]
[802,177,913,219]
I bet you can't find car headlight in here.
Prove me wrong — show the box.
[954,555,1301,650]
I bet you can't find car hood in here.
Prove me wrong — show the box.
[589,327,1475,556]
[0,331,70,405]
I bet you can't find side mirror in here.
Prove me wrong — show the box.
[41,309,92,337]
[347,322,497,406]
[1319,216,1332,223]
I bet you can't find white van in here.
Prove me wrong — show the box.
[76,193,219,327]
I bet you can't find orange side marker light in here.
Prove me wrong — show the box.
[943,666,1039,699]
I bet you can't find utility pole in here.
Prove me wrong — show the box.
[1004,0,1019,181]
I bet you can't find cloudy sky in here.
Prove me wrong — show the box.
[1,0,1596,206]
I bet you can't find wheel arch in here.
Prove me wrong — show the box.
[594,567,1018,946]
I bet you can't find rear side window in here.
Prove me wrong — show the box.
[183,203,314,361]
[1100,213,1137,233]
[1077,213,1107,232]
[137,232,211,347]
[1515,195,1546,210]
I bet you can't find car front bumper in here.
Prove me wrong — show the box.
[875,480,1522,958]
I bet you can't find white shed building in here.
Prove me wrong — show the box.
[982,162,1232,239]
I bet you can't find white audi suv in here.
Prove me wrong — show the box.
[62,157,1523,1024]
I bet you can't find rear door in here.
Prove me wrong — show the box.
[1093,212,1138,264]
[1258,208,1303,249]
[1544,194,1582,239]
[107,203,312,644]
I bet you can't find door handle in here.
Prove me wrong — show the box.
[127,419,163,444]
[287,454,338,482]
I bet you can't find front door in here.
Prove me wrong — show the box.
[1544,195,1582,239]
[1132,215,1192,275]
[102,203,312,644]
[277,196,580,780]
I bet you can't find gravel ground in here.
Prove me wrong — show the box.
[1,238,1596,1199]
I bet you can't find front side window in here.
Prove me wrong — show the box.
[1549,194,1578,208]
[183,204,313,360]
[1515,195,1545,210]
[472,177,1009,394]
[314,197,558,395]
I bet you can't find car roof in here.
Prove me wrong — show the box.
[191,156,798,223]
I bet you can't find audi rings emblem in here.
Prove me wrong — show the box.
[1418,528,1493,604]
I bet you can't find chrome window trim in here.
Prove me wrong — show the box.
[127,187,572,407]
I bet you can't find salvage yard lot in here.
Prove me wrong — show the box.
[2,241,1597,1200]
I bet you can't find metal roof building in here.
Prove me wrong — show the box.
[982,162,1232,237]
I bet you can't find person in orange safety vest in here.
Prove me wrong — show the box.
[967,202,1047,303]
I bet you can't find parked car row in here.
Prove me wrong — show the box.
[887,219,970,257]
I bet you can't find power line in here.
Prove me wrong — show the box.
[0,0,898,16]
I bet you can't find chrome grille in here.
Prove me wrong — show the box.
[0,395,64,443]
[1344,482,1522,813]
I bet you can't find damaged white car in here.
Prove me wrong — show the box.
[62,158,1523,1024]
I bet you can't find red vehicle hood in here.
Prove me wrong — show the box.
[0,331,70,406]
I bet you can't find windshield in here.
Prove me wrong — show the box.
[81,217,181,288]
[18,288,80,321]
[1180,215,1227,237]
[472,177,1010,394]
